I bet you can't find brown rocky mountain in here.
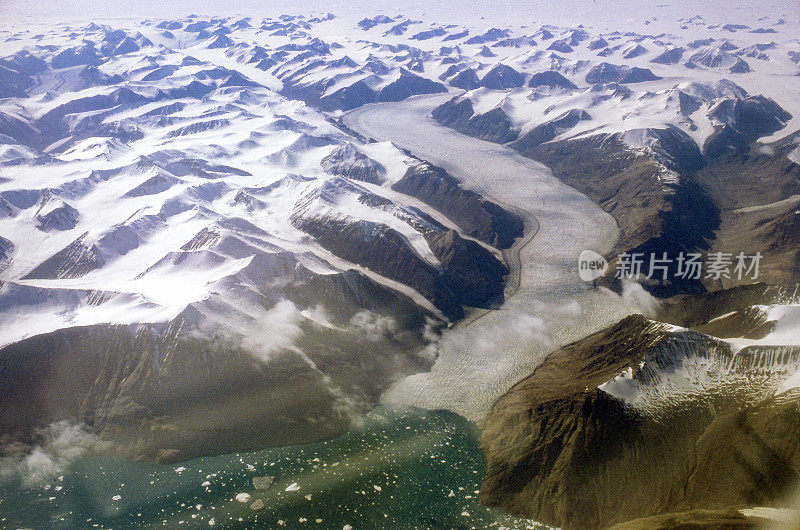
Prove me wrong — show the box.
[696,132,800,290]
[607,509,764,529]
[0,267,440,463]
[480,287,800,529]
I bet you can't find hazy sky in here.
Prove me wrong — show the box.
[0,0,797,31]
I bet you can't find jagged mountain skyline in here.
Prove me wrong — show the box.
[3,0,799,32]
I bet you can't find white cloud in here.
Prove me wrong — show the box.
[0,421,105,487]
[301,304,333,328]
[446,308,553,359]
[241,299,305,362]
[348,310,399,342]
[619,280,662,318]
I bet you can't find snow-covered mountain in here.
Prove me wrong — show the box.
[0,7,798,477]
[0,19,523,460]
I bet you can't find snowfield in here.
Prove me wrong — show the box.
[0,27,492,348]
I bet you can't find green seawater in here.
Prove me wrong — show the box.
[0,407,545,529]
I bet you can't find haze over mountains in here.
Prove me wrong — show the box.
[0,2,799,527]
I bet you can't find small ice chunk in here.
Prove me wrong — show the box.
[373,485,382,492]
[208,518,216,527]
[253,476,274,490]
[250,499,265,512]
[235,493,251,503]
[285,482,301,492]
[111,495,122,501]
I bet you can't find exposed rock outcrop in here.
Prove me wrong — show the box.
[607,509,761,529]
[480,64,525,89]
[704,95,792,158]
[291,213,507,319]
[0,235,12,268]
[585,62,661,84]
[508,109,590,150]
[392,162,524,249]
[432,96,518,143]
[449,67,481,90]
[650,47,685,65]
[481,307,800,529]
[321,143,386,184]
[513,131,718,295]
[695,132,800,289]
[528,70,577,89]
[377,69,447,102]
[0,266,439,463]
